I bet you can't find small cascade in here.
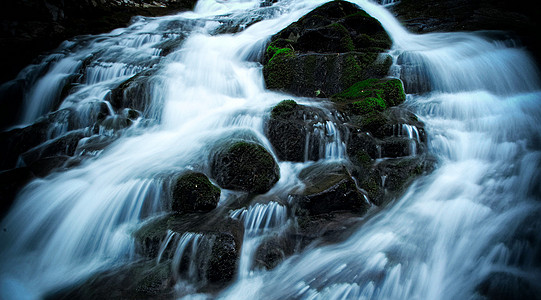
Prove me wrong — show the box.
[394,123,421,156]
[171,232,206,282]
[22,57,83,124]
[230,201,288,234]
[230,201,289,278]
[307,120,346,161]
[156,229,176,264]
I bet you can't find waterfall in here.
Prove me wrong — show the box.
[1,0,540,299]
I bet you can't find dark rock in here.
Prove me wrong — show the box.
[134,213,244,285]
[476,272,540,300]
[0,79,25,130]
[0,0,198,85]
[392,0,541,68]
[295,163,369,216]
[75,135,119,157]
[368,154,435,205]
[171,172,221,213]
[20,130,88,166]
[28,155,70,177]
[109,69,158,115]
[380,136,416,158]
[262,0,392,97]
[93,115,133,134]
[266,100,335,162]
[0,167,35,219]
[254,234,294,270]
[47,260,175,300]
[346,128,379,164]
[0,125,46,170]
[211,141,279,194]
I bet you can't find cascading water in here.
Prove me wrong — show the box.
[0,0,539,300]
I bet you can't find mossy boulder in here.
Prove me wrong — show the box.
[294,163,369,216]
[364,154,435,205]
[172,172,221,213]
[254,234,295,270]
[262,0,392,96]
[332,78,406,108]
[211,141,279,194]
[133,213,244,286]
[109,68,159,116]
[266,100,341,162]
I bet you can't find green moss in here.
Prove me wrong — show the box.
[213,141,280,194]
[264,44,295,90]
[341,54,363,89]
[350,96,387,115]
[328,23,355,52]
[271,100,297,118]
[381,79,406,106]
[356,151,372,169]
[332,78,406,113]
[172,172,220,213]
[360,111,388,133]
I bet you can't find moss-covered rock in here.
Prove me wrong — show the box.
[262,0,392,96]
[254,234,295,270]
[266,100,341,162]
[211,141,279,194]
[294,163,369,216]
[172,172,221,213]
[332,78,406,107]
[133,213,244,286]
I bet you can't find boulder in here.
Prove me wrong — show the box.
[171,172,221,213]
[266,100,339,162]
[108,68,159,116]
[254,234,294,270]
[211,141,279,194]
[20,130,88,166]
[262,0,392,97]
[47,261,175,300]
[134,213,244,285]
[294,163,369,216]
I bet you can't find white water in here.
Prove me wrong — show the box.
[1,0,540,299]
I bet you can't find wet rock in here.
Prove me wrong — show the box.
[476,272,539,300]
[109,68,158,115]
[367,154,435,205]
[211,141,279,194]
[346,129,379,165]
[262,0,392,96]
[380,136,416,158]
[28,155,70,178]
[295,162,369,216]
[75,135,119,157]
[266,100,334,162]
[171,172,221,213]
[20,130,88,166]
[93,115,133,134]
[0,167,35,219]
[133,213,244,285]
[254,234,294,270]
[47,260,175,300]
